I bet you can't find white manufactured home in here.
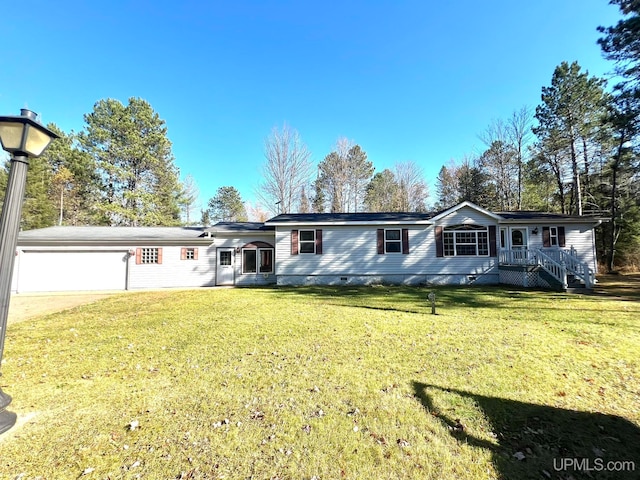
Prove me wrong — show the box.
[12,202,606,293]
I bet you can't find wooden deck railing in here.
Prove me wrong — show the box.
[499,248,594,289]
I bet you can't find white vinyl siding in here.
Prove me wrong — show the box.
[213,234,277,285]
[276,225,495,276]
[275,205,502,283]
[129,245,215,289]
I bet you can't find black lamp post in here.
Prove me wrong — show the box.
[0,109,59,434]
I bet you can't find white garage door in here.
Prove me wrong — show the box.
[16,250,128,292]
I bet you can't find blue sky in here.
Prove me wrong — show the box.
[2,0,621,217]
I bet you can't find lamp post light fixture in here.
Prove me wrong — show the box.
[0,109,59,434]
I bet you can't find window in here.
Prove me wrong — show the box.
[543,226,565,248]
[442,225,489,256]
[385,229,402,253]
[219,250,232,266]
[181,247,198,260]
[291,229,322,255]
[377,228,409,254]
[136,247,162,264]
[243,250,257,273]
[500,228,507,249]
[260,249,273,273]
[299,230,316,254]
[242,248,274,274]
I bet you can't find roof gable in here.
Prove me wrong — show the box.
[430,201,502,223]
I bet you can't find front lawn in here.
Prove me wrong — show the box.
[1,285,639,479]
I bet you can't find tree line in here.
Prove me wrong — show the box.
[1,0,638,270]
[0,98,194,229]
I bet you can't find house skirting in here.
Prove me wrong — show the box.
[276,273,499,287]
[498,265,560,290]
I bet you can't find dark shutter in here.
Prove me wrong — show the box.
[135,248,142,265]
[558,226,566,247]
[377,229,384,254]
[489,225,497,257]
[291,230,299,255]
[315,229,323,255]
[402,229,409,254]
[435,226,444,257]
[542,227,550,247]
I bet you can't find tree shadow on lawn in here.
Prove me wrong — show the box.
[259,285,639,318]
[266,285,534,314]
[413,382,640,480]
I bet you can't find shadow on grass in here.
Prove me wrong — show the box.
[413,382,640,480]
[265,285,527,313]
[254,285,640,318]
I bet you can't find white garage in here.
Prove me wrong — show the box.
[14,226,217,292]
[14,249,129,293]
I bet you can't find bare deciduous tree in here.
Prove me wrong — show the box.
[393,161,429,211]
[258,124,313,215]
[507,106,532,209]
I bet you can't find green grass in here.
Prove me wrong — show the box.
[1,285,639,479]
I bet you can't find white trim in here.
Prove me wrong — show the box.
[298,229,316,254]
[431,201,502,222]
[384,228,402,254]
[442,224,490,257]
[241,247,274,274]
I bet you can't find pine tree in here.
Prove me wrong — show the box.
[79,97,182,226]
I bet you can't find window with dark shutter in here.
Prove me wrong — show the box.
[377,229,384,254]
[137,248,162,264]
[439,225,490,256]
[384,229,402,253]
[181,247,197,260]
[291,230,299,255]
[543,226,564,247]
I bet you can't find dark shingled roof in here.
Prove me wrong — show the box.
[207,222,275,233]
[496,211,606,221]
[266,212,435,224]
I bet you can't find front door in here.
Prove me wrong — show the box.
[510,228,528,263]
[216,248,235,285]
[511,228,528,249]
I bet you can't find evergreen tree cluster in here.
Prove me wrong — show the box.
[0,97,189,229]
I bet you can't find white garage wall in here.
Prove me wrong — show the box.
[13,249,129,293]
[128,244,216,289]
[13,243,217,293]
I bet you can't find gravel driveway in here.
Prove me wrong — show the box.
[7,292,116,325]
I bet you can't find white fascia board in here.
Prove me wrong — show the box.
[498,218,605,226]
